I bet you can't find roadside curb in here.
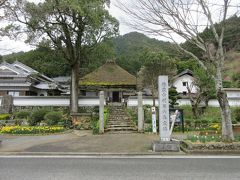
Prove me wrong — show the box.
[0,151,186,156]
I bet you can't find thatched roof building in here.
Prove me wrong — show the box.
[79,60,137,102]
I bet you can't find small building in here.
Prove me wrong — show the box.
[52,76,71,95]
[172,69,198,95]
[79,60,137,102]
[0,61,62,96]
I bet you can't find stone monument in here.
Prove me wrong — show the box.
[152,76,180,152]
[0,95,13,114]
[99,91,105,134]
[137,91,144,132]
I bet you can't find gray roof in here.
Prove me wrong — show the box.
[0,61,28,76]
[0,61,60,90]
[172,69,193,80]
[53,76,71,83]
[12,61,38,74]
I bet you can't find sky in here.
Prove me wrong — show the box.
[0,0,239,55]
[0,0,134,55]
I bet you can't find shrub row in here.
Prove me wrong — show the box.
[15,109,70,127]
[0,126,65,134]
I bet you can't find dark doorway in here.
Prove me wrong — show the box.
[112,91,120,102]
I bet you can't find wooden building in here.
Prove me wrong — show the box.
[0,61,63,96]
[79,60,137,103]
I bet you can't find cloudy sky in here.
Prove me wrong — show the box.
[0,0,133,55]
[0,0,239,55]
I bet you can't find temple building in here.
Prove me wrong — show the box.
[0,61,63,96]
[79,60,137,103]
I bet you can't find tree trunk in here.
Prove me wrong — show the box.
[70,60,80,125]
[216,89,234,141]
[215,70,234,141]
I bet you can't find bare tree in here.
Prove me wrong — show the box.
[0,0,7,7]
[117,0,240,141]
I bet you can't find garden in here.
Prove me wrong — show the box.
[131,105,240,134]
[0,107,71,135]
[0,105,110,135]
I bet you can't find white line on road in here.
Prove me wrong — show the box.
[1,155,240,159]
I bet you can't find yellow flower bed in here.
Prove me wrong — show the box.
[0,126,65,134]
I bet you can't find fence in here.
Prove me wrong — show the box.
[0,96,240,107]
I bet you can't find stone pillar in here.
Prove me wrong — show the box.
[152,76,180,152]
[158,76,170,141]
[138,91,144,132]
[99,91,105,134]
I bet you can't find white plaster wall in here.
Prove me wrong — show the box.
[226,91,240,98]
[0,96,104,106]
[172,75,197,93]
[127,97,240,107]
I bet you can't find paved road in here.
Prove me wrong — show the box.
[0,156,240,180]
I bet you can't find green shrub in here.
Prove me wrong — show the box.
[0,114,11,120]
[44,111,63,126]
[91,116,99,134]
[28,108,50,126]
[144,106,152,123]
[233,108,240,122]
[15,110,31,119]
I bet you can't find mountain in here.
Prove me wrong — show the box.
[2,32,176,77]
[113,32,177,75]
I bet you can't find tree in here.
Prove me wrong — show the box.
[3,0,118,122]
[117,0,239,141]
[187,68,216,119]
[169,87,180,108]
[139,51,176,107]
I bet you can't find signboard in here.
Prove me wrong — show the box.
[158,76,170,141]
[151,107,157,133]
[170,110,181,123]
[170,108,184,133]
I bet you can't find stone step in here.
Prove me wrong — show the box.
[107,124,134,128]
[109,118,130,121]
[106,105,137,134]
[108,124,134,127]
[108,120,133,124]
[106,130,137,134]
[105,127,137,131]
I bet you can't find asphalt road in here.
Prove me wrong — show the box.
[0,156,240,180]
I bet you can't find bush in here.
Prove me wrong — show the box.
[44,111,63,126]
[234,108,240,122]
[91,116,99,134]
[0,114,11,120]
[143,106,152,123]
[28,108,50,126]
[15,110,30,119]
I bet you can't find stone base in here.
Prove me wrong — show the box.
[152,139,180,152]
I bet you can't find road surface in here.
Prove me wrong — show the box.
[0,156,240,180]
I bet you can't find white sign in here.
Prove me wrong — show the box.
[151,107,157,133]
[158,76,170,141]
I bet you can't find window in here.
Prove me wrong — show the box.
[183,91,187,95]
[182,82,188,86]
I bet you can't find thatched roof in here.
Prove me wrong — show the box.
[80,61,137,87]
